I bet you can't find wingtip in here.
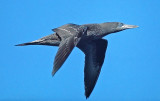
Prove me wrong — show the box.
[51,70,56,77]
[85,92,90,99]
[51,73,55,77]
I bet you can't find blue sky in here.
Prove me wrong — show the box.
[1,0,160,101]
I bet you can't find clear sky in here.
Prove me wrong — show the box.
[1,0,160,101]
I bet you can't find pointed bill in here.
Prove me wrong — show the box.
[122,24,139,29]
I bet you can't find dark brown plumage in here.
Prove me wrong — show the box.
[16,22,138,98]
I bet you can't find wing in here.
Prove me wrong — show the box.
[52,36,75,76]
[52,26,88,76]
[52,24,87,39]
[77,39,108,98]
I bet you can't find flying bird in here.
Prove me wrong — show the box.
[16,22,138,98]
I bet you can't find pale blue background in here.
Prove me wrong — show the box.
[1,0,160,101]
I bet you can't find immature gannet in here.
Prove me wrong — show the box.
[16,22,138,98]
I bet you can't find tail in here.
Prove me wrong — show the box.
[15,39,60,46]
[15,33,61,46]
[15,41,41,46]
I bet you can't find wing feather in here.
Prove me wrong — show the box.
[78,39,108,98]
[52,36,75,76]
[52,25,87,76]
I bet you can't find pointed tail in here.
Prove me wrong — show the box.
[15,34,61,46]
[15,41,41,46]
[15,39,60,46]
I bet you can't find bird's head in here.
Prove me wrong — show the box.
[100,22,138,35]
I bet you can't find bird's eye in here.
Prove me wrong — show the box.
[118,23,124,27]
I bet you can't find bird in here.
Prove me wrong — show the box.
[15,22,138,98]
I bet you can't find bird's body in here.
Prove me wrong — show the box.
[16,22,138,98]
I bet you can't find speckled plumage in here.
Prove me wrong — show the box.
[16,22,138,98]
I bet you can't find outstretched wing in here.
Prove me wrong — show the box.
[52,36,75,76]
[52,25,87,76]
[77,39,108,98]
